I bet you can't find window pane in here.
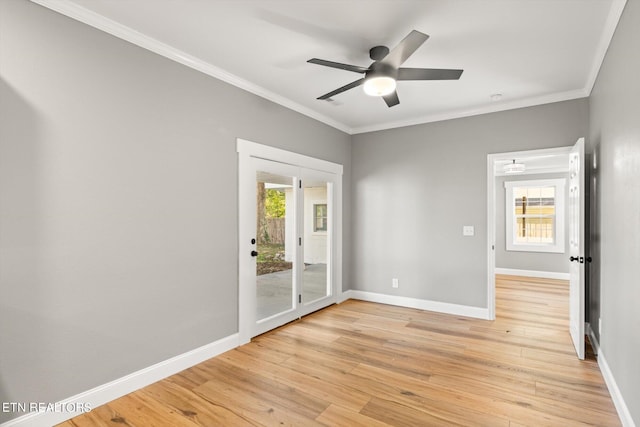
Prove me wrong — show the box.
[515,197,524,215]
[528,196,542,209]
[541,187,555,198]
[527,187,541,199]
[514,188,528,199]
[541,216,554,243]
[512,185,557,246]
[314,204,327,232]
[516,217,526,242]
[526,217,542,242]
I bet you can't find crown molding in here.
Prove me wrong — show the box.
[584,0,627,94]
[350,88,589,134]
[29,0,625,136]
[29,0,352,135]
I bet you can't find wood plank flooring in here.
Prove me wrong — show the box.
[59,275,620,426]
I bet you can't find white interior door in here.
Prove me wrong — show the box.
[569,137,585,360]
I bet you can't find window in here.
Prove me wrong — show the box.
[313,204,327,232]
[505,179,565,253]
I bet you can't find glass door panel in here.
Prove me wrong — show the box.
[302,179,330,304]
[255,170,296,322]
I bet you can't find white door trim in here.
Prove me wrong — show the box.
[237,139,343,344]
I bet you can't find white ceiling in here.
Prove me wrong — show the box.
[34,0,626,134]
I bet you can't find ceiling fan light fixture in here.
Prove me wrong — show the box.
[363,76,396,97]
[504,159,526,174]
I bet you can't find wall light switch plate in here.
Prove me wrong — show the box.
[463,226,475,236]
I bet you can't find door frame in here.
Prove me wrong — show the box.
[237,138,343,344]
[486,145,573,320]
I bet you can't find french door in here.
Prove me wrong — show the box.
[238,140,341,341]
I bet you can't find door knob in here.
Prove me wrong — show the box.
[251,250,258,257]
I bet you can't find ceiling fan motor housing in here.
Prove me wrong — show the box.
[367,61,397,80]
[369,45,390,61]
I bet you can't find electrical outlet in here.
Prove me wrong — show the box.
[463,225,475,236]
[392,278,399,288]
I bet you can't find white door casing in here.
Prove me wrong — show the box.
[569,137,586,360]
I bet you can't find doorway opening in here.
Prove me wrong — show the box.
[487,140,585,359]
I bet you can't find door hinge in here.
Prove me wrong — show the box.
[298,294,302,303]
[299,180,302,188]
[299,237,302,246]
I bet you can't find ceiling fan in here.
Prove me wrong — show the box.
[307,30,463,107]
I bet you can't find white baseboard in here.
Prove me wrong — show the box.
[495,268,570,281]
[1,333,239,427]
[342,290,490,320]
[598,351,636,427]
[337,289,350,303]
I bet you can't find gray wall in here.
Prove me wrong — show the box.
[495,172,570,273]
[351,99,588,308]
[588,0,640,423]
[0,0,350,422]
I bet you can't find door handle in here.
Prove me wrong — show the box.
[251,250,258,257]
[570,256,579,262]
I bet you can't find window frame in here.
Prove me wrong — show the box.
[505,178,566,253]
[313,203,328,233]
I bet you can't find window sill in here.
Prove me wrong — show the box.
[506,244,565,254]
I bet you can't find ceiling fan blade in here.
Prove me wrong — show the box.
[397,68,464,80]
[308,58,369,74]
[380,30,429,68]
[317,78,366,100]
[383,91,400,107]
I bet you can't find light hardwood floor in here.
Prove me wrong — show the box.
[59,275,620,426]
